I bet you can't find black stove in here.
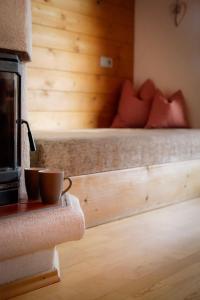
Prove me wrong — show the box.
[0,53,35,206]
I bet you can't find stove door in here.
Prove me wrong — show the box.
[0,54,21,205]
[0,72,17,168]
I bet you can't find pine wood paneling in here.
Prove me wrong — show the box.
[29,111,114,131]
[27,91,117,112]
[30,47,132,78]
[28,0,134,130]
[32,3,133,43]
[33,0,133,26]
[106,0,134,10]
[28,68,123,93]
[32,24,132,59]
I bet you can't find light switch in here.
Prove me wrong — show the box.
[100,56,113,68]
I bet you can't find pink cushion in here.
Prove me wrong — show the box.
[146,90,189,128]
[111,80,153,128]
[138,79,156,102]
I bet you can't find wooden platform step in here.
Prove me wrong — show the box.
[70,160,200,227]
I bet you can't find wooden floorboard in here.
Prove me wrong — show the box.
[13,198,200,300]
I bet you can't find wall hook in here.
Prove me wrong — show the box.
[173,0,187,27]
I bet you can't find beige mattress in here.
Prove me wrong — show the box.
[31,129,200,176]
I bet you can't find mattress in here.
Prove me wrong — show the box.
[31,129,200,176]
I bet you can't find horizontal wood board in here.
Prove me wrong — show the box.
[70,160,200,227]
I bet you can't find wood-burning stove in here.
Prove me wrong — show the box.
[0,53,35,206]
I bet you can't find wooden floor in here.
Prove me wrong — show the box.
[14,198,200,300]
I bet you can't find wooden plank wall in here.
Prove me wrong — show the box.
[27,0,134,131]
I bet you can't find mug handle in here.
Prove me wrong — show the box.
[62,177,72,195]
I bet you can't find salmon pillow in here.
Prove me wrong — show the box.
[138,79,156,102]
[111,80,155,128]
[146,90,189,128]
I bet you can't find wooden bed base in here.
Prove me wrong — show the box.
[70,160,200,228]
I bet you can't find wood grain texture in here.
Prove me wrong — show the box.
[28,68,123,93]
[70,160,200,227]
[32,2,133,43]
[28,0,134,130]
[12,198,200,300]
[0,269,60,300]
[27,90,118,112]
[30,47,132,78]
[29,111,114,130]
[33,0,133,26]
[32,24,132,58]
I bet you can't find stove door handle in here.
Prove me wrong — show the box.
[21,119,36,152]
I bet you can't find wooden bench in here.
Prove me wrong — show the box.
[31,129,200,227]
